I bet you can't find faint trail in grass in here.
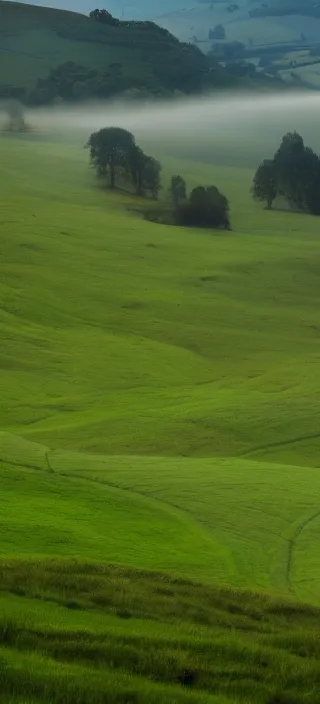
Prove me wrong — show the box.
[0,458,44,473]
[295,577,320,585]
[57,466,216,544]
[241,431,320,459]
[6,450,219,562]
[0,454,54,474]
[45,452,54,473]
[285,510,320,595]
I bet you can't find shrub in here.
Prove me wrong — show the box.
[176,185,230,229]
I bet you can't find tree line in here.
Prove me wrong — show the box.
[87,127,230,229]
[89,9,119,26]
[252,132,320,215]
[86,127,161,198]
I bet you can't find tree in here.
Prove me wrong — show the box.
[127,147,161,198]
[209,24,226,40]
[86,127,136,188]
[3,100,28,132]
[28,62,98,105]
[252,131,320,215]
[170,175,187,208]
[303,159,320,215]
[176,185,230,229]
[89,9,119,26]
[142,156,162,199]
[127,146,148,196]
[274,132,320,211]
[86,127,162,197]
[274,132,311,210]
[252,159,277,209]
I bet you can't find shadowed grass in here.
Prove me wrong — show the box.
[1,560,320,704]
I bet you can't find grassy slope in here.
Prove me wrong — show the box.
[1,133,320,702]
[0,1,185,90]
[2,138,320,464]
[2,559,320,704]
[281,61,320,88]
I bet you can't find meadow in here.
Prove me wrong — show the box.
[1,124,320,703]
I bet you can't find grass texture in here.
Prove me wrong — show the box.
[1,130,320,703]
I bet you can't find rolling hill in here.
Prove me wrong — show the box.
[1,123,320,702]
[6,0,197,19]
[1,131,320,591]
[157,0,320,49]
[0,0,231,102]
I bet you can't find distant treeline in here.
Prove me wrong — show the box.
[252,132,320,216]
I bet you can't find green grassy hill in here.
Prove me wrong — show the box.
[0,0,230,101]
[1,131,320,703]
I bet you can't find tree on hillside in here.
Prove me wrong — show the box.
[3,100,28,132]
[142,156,162,199]
[273,131,319,211]
[303,160,320,215]
[29,62,98,104]
[252,159,277,210]
[128,146,149,196]
[87,127,162,197]
[89,9,119,26]
[170,175,187,208]
[126,147,161,198]
[176,185,230,229]
[86,127,136,188]
[252,131,320,216]
[209,25,226,40]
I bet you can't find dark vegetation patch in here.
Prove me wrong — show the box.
[1,559,320,703]
[19,242,41,251]
[253,131,320,215]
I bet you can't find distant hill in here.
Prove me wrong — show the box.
[0,1,233,104]
[153,0,320,89]
[156,0,320,52]
[6,0,197,19]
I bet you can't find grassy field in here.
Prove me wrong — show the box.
[280,61,320,88]
[1,129,320,703]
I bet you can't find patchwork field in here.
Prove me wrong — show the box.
[1,128,320,703]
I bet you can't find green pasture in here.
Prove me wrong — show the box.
[1,129,320,703]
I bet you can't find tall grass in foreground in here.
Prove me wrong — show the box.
[1,559,320,704]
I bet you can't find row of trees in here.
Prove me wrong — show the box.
[87,128,230,229]
[252,132,320,215]
[27,62,146,106]
[89,9,119,25]
[86,127,161,198]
